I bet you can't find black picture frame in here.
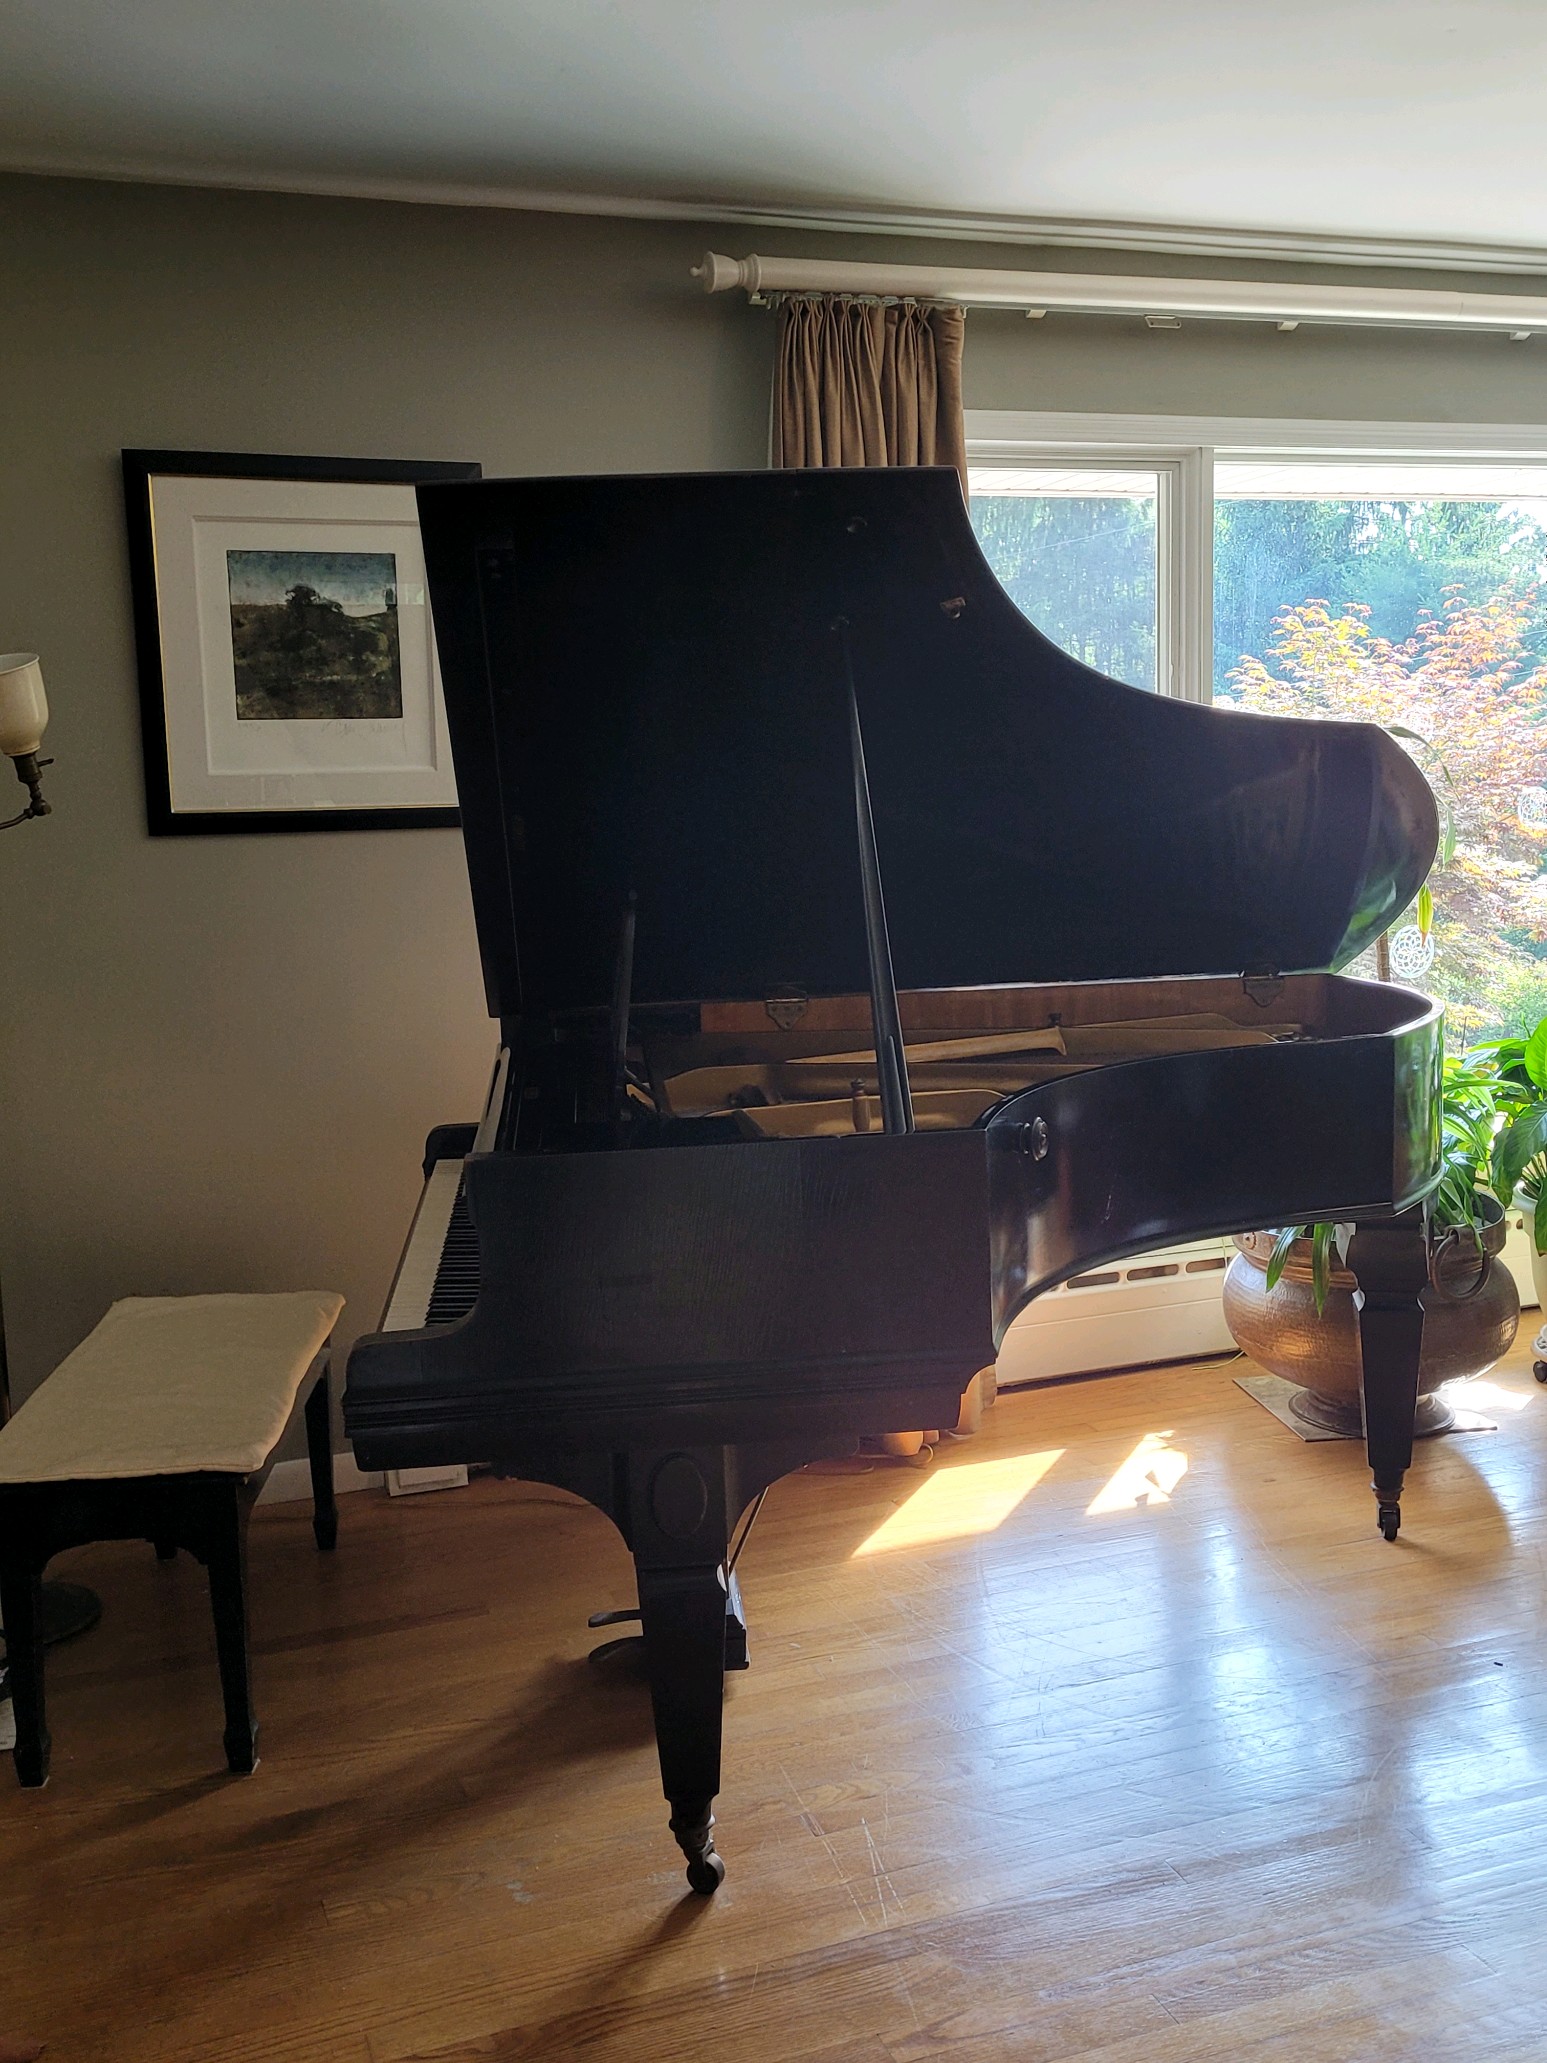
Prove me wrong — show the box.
[123,448,481,836]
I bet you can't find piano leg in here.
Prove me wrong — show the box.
[626,1442,738,1893]
[589,1571,747,1671]
[1348,1215,1429,1542]
[637,1559,729,1894]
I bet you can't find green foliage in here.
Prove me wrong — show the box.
[1438,1011,1547,1252]
[1434,1052,1498,1236]
[1267,1045,1500,1312]
[1494,1103,1547,1208]
[1214,498,1547,698]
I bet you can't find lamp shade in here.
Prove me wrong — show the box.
[0,653,47,759]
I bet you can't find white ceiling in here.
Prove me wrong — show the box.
[5,0,1547,267]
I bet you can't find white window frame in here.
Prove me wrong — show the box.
[966,411,1547,704]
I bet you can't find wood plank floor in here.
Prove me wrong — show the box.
[7,1346,1547,2062]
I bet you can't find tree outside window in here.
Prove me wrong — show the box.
[1215,499,1547,1040]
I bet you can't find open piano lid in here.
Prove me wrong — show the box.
[417,467,1439,1020]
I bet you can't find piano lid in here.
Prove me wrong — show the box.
[417,467,1439,1021]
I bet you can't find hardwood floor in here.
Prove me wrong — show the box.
[7,1346,1547,2061]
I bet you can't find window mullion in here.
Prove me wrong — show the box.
[1167,446,1213,704]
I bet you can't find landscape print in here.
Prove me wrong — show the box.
[227,549,403,720]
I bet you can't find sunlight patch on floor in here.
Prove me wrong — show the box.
[1447,1377,1534,1414]
[1086,1431,1189,1515]
[851,1449,1064,1556]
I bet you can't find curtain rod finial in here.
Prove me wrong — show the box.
[692,252,759,295]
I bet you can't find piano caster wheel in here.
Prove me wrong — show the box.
[1534,1361,1547,1385]
[671,1801,723,1894]
[1378,1502,1401,1543]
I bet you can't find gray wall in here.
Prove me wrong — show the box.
[3,170,1547,1442]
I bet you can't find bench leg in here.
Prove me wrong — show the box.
[205,1489,258,1774]
[0,1554,51,1787]
[305,1363,337,1553]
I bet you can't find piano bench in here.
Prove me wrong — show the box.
[0,1290,345,1788]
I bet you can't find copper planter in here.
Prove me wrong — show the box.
[1224,1205,1519,1436]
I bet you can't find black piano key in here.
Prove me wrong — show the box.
[424,1178,481,1326]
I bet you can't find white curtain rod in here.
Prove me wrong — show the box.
[692,250,1547,337]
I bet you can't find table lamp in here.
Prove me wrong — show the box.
[0,651,98,1652]
[0,653,52,828]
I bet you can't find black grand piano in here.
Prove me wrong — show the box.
[344,466,1442,1893]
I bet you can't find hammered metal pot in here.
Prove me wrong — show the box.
[1224,1201,1519,1435]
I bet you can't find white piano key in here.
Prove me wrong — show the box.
[380,1157,464,1332]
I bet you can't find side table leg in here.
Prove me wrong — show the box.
[305,1362,338,1552]
[205,1487,258,1773]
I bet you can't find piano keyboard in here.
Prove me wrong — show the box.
[376,1158,480,1496]
[380,1158,480,1332]
[426,1179,480,1325]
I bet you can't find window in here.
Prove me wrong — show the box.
[969,466,1162,691]
[967,419,1547,1039]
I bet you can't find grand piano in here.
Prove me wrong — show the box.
[344,466,1443,1893]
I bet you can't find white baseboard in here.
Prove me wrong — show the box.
[1501,1213,1540,1311]
[997,1236,1237,1387]
[997,1214,1544,1392]
[257,1450,383,1506]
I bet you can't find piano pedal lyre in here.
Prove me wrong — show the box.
[586,1569,750,1671]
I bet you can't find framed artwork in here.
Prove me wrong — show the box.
[123,449,481,834]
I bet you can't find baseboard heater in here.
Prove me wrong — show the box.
[996,1215,1542,1390]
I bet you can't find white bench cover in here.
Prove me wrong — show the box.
[0,1291,345,1483]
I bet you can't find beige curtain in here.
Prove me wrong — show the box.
[772,296,967,490]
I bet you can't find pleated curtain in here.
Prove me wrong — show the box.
[771,296,967,490]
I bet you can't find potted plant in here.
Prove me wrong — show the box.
[1223,1050,1520,1433]
[1466,1016,1547,1377]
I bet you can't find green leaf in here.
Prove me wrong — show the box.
[1534,1187,1547,1258]
[1311,1221,1334,1317]
[1417,884,1433,937]
[1494,1104,1547,1202]
[1264,1226,1298,1292]
[1525,1019,1547,1091]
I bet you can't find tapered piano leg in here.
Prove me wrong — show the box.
[637,1559,728,1894]
[1348,1215,1429,1542]
[626,1445,738,1892]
